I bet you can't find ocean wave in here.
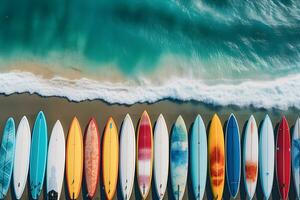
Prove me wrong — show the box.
[1,71,300,110]
[1,0,300,77]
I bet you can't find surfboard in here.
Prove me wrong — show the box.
[30,111,48,199]
[66,117,83,200]
[170,115,188,200]
[47,120,65,200]
[243,115,258,199]
[190,115,207,200]
[259,114,275,199]
[137,111,153,199]
[225,113,241,199]
[0,118,15,199]
[13,116,31,199]
[208,114,225,200]
[84,118,100,199]
[153,114,169,199]
[119,114,136,200]
[292,117,300,199]
[276,116,291,200]
[102,117,119,200]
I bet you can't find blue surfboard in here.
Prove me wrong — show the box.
[0,118,15,199]
[190,115,207,200]
[170,115,189,200]
[30,111,48,199]
[225,113,241,198]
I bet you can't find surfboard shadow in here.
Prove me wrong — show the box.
[151,120,164,200]
[289,124,297,200]
[133,171,143,200]
[81,122,92,200]
[116,176,125,200]
[205,119,214,200]
[63,149,71,200]
[187,121,196,200]
[43,175,47,200]
[133,118,144,200]
[239,119,248,200]
[222,119,232,200]
[116,120,124,200]
[10,174,17,200]
[99,125,108,200]
[271,122,282,200]
[26,180,32,200]
[256,120,265,200]
[167,124,176,200]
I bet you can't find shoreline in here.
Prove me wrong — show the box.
[1,71,300,109]
[0,93,298,200]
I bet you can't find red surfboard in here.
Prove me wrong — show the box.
[137,111,153,199]
[276,116,291,200]
[84,118,100,199]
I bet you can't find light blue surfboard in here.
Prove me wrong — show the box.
[259,114,274,199]
[170,115,188,200]
[190,115,207,200]
[0,118,15,199]
[30,111,48,199]
[225,113,241,198]
[292,117,300,200]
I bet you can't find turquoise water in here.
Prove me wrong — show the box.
[1,0,299,79]
[0,0,300,108]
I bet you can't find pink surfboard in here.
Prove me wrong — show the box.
[276,116,291,200]
[137,111,153,199]
[84,118,100,199]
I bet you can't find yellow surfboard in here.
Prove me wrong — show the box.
[209,114,225,200]
[102,117,119,200]
[66,117,83,200]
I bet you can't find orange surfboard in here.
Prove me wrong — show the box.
[84,118,100,199]
[208,114,225,200]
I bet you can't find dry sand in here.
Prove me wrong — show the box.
[0,93,298,200]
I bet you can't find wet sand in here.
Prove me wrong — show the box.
[0,93,298,200]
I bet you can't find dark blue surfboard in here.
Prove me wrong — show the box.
[225,113,241,198]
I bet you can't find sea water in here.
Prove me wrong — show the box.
[0,0,299,109]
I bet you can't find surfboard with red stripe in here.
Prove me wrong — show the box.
[137,111,153,199]
[243,115,258,199]
[276,116,291,200]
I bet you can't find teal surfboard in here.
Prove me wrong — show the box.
[30,111,48,199]
[170,115,188,200]
[190,115,207,200]
[0,118,15,199]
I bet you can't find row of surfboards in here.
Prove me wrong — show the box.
[0,111,299,200]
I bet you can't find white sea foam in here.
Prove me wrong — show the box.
[0,71,300,110]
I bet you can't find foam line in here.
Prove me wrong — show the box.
[0,72,299,110]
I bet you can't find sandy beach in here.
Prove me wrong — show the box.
[0,93,297,200]
[1,0,300,199]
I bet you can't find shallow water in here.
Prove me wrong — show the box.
[0,0,300,108]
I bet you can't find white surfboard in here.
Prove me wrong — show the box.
[153,114,169,199]
[259,114,275,199]
[47,120,65,199]
[119,114,136,200]
[243,115,259,199]
[292,117,300,199]
[13,116,31,199]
